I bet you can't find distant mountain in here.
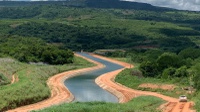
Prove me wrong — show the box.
[0,0,175,11]
[85,0,174,11]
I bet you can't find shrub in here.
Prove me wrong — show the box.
[174,66,188,77]
[0,36,73,65]
[131,69,143,78]
[139,61,159,77]
[191,63,200,90]
[179,47,200,60]
[161,67,176,79]
[157,52,184,71]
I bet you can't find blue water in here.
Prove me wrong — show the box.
[64,52,123,102]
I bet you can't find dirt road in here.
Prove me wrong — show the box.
[93,54,195,112]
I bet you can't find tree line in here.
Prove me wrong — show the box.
[0,36,73,64]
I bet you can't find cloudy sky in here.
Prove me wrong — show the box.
[124,0,200,11]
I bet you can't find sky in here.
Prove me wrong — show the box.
[124,0,200,11]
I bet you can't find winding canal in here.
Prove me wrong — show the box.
[64,52,123,102]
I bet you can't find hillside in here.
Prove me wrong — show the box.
[0,4,198,52]
[0,0,173,11]
[0,1,200,111]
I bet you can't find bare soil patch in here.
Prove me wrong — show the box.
[11,74,18,84]
[138,83,176,91]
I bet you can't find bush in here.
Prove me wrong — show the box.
[157,52,184,71]
[139,61,159,77]
[190,63,200,90]
[0,36,73,65]
[131,69,143,78]
[162,67,176,79]
[174,66,188,77]
[179,47,200,60]
[0,73,8,85]
[41,48,73,64]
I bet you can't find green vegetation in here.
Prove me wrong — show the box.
[0,56,94,111]
[0,58,26,85]
[8,20,197,52]
[0,3,198,52]
[0,6,41,19]
[35,96,164,112]
[116,68,190,98]
[0,36,73,64]
[0,0,199,111]
[97,47,200,111]
[111,47,200,111]
[9,22,135,51]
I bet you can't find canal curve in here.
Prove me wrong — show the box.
[64,52,124,102]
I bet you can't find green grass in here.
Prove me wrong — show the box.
[0,56,94,111]
[192,91,200,111]
[35,96,164,112]
[112,57,140,69]
[115,68,200,111]
[115,68,194,98]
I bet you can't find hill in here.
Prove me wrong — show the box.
[0,4,198,52]
[0,0,173,11]
[0,1,200,111]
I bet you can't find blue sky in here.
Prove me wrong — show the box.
[124,0,200,11]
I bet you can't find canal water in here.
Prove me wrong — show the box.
[64,52,123,102]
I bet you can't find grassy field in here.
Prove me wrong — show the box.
[0,56,94,111]
[112,57,140,68]
[35,96,164,112]
[0,58,26,85]
[115,68,192,97]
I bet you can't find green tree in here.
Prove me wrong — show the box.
[139,61,159,77]
[162,67,176,79]
[190,63,200,90]
[143,49,163,61]
[174,66,188,77]
[0,36,73,65]
[157,52,184,71]
[179,47,200,60]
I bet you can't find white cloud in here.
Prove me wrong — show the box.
[124,0,200,11]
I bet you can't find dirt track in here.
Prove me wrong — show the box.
[92,54,195,112]
[11,75,16,84]
[11,74,19,84]
[7,53,195,112]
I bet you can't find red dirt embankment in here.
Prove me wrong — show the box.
[93,54,195,112]
[7,53,105,112]
[138,83,176,91]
